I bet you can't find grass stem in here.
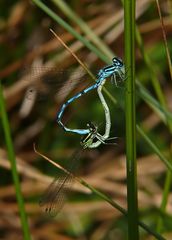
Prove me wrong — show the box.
[124,0,139,239]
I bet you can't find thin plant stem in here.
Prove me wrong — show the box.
[0,82,31,240]
[155,0,172,79]
[50,29,96,80]
[124,0,139,239]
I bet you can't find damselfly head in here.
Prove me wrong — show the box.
[112,57,123,68]
[80,122,98,149]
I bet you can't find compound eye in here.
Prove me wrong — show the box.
[112,57,123,67]
[112,57,118,63]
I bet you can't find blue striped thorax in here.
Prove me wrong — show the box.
[97,57,124,82]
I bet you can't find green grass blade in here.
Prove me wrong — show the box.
[124,0,139,239]
[52,0,113,58]
[79,178,165,240]
[135,28,167,107]
[137,126,172,171]
[137,82,172,124]
[156,170,172,232]
[32,0,110,64]
[0,82,31,240]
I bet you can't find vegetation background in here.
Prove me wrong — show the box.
[0,0,172,239]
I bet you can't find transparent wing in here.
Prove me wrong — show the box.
[39,148,83,217]
[23,66,96,102]
[39,172,74,217]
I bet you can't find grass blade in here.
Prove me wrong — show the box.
[137,126,172,171]
[32,0,110,63]
[52,0,113,58]
[0,82,31,240]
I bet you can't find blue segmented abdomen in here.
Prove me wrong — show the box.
[56,81,99,135]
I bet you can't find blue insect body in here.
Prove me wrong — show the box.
[56,57,124,135]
